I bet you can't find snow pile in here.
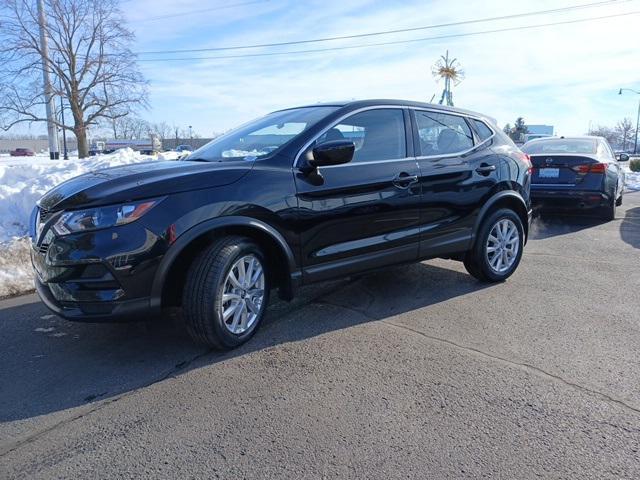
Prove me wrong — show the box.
[0,237,31,298]
[623,164,640,191]
[0,149,166,242]
[0,149,165,297]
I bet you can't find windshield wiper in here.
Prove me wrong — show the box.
[182,157,210,162]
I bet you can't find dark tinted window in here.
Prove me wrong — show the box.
[415,111,474,155]
[471,119,493,141]
[317,109,406,162]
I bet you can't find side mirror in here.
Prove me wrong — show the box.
[618,153,630,162]
[309,140,355,168]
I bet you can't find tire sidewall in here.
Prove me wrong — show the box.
[209,240,270,348]
[475,209,524,281]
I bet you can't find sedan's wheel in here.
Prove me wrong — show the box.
[464,208,524,282]
[602,196,616,221]
[183,236,270,349]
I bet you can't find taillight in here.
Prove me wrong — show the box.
[571,163,607,174]
[516,151,533,173]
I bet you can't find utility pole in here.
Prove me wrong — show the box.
[56,59,68,159]
[36,0,60,160]
[619,88,640,154]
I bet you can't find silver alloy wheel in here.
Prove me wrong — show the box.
[485,219,520,274]
[220,254,265,335]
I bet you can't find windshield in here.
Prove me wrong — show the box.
[186,106,339,162]
[522,138,597,154]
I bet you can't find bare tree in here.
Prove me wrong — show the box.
[148,121,172,142]
[615,118,635,151]
[0,0,148,157]
[178,127,201,140]
[588,125,617,146]
[103,115,149,139]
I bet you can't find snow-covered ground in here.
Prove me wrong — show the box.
[0,149,179,298]
[623,164,640,191]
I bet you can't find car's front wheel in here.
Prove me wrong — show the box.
[464,208,524,282]
[183,236,270,349]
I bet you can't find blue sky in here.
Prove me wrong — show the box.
[34,0,640,137]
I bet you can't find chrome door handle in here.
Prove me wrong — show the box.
[475,164,496,175]
[392,173,419,189]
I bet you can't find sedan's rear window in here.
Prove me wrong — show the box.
[522,138,597,154]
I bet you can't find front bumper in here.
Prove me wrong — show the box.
[35,276,153,322]
[531,188,610,210]
[31,221,165,322]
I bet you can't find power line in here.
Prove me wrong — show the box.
[135,0,632,55]
[136,10,640,62]
[136,0,268,23]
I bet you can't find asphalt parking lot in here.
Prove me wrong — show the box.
[1,192,639,479]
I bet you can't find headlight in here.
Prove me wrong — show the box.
[52,199,160,236]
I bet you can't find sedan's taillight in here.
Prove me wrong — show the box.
[571,163,607,174]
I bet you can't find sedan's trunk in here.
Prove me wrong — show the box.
[529,154,604,190]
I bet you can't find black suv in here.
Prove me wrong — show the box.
[31,100,532,349]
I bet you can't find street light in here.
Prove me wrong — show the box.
[618,88,640,155]
[188,125,193,143]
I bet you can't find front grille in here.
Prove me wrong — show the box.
[39,208,52,223]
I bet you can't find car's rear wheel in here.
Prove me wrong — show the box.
[602,196,616,221]
[464,209,524,282]
[183,236,270,349]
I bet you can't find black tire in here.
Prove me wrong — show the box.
[182,236,270,349]
[616,192,623,207]
[464,208,525,282]
[602,196,616,221]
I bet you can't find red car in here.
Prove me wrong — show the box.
[9,147,35,156]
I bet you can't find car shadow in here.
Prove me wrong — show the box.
[529,209,608,240]
[620,206,640,249]
[0,261,493,424]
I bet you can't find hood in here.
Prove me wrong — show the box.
[39,160,252,211]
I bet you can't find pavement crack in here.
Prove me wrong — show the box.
[0,347,215,458]
[313,299,640,417]
[384,321,640,416]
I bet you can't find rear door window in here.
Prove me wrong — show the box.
[414,110,474,156]
[599,140,615,161]
[471,119,493,142]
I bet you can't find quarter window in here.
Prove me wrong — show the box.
[316,109,406,163]
[471,119,493,142]
[415,111,474,156]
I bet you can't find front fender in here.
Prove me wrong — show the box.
[149,216,298,310]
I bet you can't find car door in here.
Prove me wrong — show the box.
[411,109,501,257]
[602,139,624,198]
[293,107,422,283]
